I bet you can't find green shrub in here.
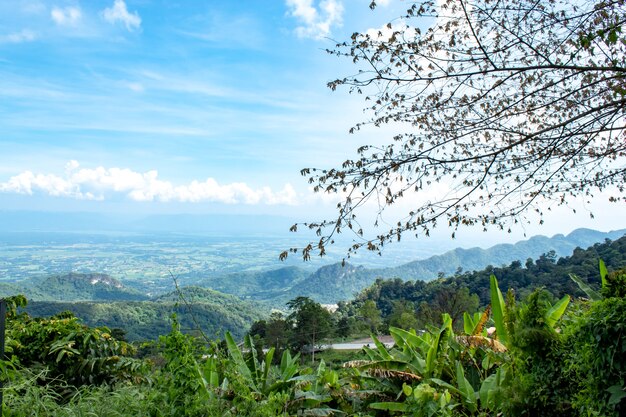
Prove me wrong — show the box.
[6,297,146,393]
[567,297,626,416]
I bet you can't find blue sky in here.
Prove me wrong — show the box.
[0,1,402,210]
[0,0,623,247]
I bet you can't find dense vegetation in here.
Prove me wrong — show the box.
[0,236,624,415]
[2,261,624,416]
[333,235,626,332]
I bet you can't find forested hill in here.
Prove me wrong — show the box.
[261,228,626,304]
[348,234,626,315]
[22,286,268,341]
[0,272,148,302]
[383,227,626,280]
[1,274,268,341]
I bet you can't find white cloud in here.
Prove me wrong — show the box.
[0,29,37,44]
[51,6,82,26]
[286,0,343,39]
[0,161,298,205]
[102,0,141,31]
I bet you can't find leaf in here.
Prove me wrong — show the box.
[369,402,409,412]
[425,314,452,377]
[261,347,275,392]
[569,273,601,301]
[389,326,422,349]
[225,332,253,382]
[489,275,508,346]
[599,259,608,288]
[463,312,475,335]
[371,334,393,360]
[607,384,626,405]
[545,295,570,328]
[455,362,477,412]
[479,368,505,411]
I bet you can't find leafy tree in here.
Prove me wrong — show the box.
[5,298,145,392]
[264,312,291,357]
[387,300,419,330]
[286,297,333,358]
[285,0,626,260]
[357,300,383,334]
[430,287,480,328]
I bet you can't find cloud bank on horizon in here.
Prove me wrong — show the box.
[0,161,298,206]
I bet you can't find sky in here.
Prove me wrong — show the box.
[0,0,623,250]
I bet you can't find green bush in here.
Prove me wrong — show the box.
[567,297,626,416]
[6,297,145,393]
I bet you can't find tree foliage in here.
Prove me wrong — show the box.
[286,296,333,353]
[288,0,626,260]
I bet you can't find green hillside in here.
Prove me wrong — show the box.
[180,266,309,300]
[24,286,267,341]
[345,234,626,318]
[0,272,148,302]
[262,229,626,304]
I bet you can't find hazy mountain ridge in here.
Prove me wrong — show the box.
[5,227,625,339]
[193,228,626,304]
[384,228,626,280]
[182,266,309,299]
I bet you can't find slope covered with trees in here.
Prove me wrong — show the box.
[342,235,626,327]
[21,285,267,341]
[0,272,148,302]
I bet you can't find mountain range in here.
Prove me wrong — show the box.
[187,227,626,303]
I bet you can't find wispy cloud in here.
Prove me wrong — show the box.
[0,29,37,44]
[285,0,343,39]
[0,161,298,205]
[102,0,141,31]
[51,6,82,26]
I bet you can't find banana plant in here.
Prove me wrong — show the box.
[489,275,569,346]
[569,258,609,301]
[224,332,275,395]
[490,274,509,346]
[225,331,306,400]
[288,360,348,415]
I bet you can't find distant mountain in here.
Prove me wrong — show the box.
[181,266,309,300]
[0,273,148,302]
[347,234,626,317]
[281,263,375,304]
[193,228,626,304]
[385,228,626,281]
